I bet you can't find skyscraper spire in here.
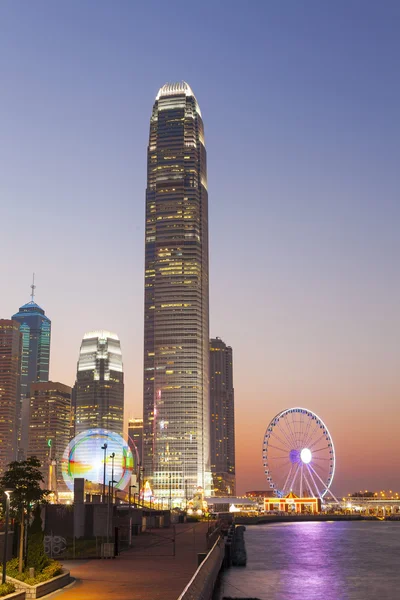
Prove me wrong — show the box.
[30,273,36,302]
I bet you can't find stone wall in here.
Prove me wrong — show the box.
[6,570,70,599]
[2,592,25,600]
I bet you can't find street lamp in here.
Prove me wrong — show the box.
[128,483,137,546]
[184,477,188,511]
[107,479,118,543]
[110,453,115,503]
[2,489,13,584]
[101,443,108,502]
[137,464,143,506]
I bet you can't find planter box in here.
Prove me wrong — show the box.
[1,592,25,600]
[7,570,70,599]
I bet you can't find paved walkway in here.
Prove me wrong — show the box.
[58,522,210,600]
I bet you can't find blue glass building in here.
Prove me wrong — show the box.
[12,295,51,457]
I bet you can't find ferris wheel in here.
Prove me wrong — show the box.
[262,407,335,499]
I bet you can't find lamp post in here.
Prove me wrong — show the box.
[137,464,143,507]
[128,483,137,546]
[107,479,117,544]
[169,473,172,510]
[2,489,13,584]
[110,452,115,504]
[101,443,108,502]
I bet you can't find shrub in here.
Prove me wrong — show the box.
[6,558,62,585]
[42,562,63,578]
[0,582,16,597]
[5,558,19,577]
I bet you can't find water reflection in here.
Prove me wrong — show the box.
[217,521,400,600]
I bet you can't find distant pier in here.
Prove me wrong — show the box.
[235,513,380,525]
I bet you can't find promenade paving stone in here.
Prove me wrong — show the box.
[58,522,210,600]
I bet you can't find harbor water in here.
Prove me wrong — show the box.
[216,521,400,600]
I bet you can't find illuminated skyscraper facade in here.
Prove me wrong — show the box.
[128,417,143,467]
[12,290,51,457]
[73,331,124,436]
[28,381,72,491]
[143,82,211,501]
[210,338,235,496]
[0,320,22,474]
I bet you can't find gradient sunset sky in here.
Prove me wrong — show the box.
[1,1,399,495]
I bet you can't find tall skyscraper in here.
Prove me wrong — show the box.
[128,417,143,467]
[28,381,72,491]
[210,337,236,496]
[0,320,22,474]
[73,331,124,436]
[12,280,51,457]
[143,82,211,501]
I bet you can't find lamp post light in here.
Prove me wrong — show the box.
[2,489,13,584]
[101,443,108,502]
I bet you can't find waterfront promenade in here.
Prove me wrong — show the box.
[59,521,210,600]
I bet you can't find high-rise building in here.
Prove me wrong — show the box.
[128,417,143,467]
[210,337,235,496]
[12,281,51,457]
[0,320,22,474]
[28,381,72,491]
[143,82,211,501]
[73,331,124,436]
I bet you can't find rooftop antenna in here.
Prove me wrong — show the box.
[30,273,36,302]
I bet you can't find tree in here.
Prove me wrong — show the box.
[0,456,49,573]
[26,506,49,573]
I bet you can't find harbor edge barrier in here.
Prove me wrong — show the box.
[177,536,225,600]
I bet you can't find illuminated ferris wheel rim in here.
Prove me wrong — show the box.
[262,407,336,500]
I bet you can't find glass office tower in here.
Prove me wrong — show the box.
[0,320,22,474]
[73,331,124,436]
[143,82,211,502]
[210,337,236,496]
[12,295,51,457]
[28,381,72,492]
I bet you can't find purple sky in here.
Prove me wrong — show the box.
[1,1,399,495]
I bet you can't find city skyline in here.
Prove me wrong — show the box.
[1,2,399,495]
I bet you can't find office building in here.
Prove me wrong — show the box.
[143,82,211,501]
[0,320,22,474]
[12,281,51,456]
[74,331,124,436]
[128,417,143,467]
[210,337,235,495]
[28,381,72,491]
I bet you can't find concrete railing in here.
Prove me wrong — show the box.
[206,525,221,550]
[177,537,225,600]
